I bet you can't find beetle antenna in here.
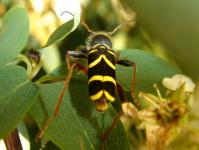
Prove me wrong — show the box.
[81,21,95,34]
[108,19,136,35]
[61,12,94,34]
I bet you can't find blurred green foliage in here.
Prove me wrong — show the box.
[122,0,199,80]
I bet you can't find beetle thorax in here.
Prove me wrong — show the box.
[86,33,112,50]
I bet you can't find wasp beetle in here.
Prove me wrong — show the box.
[37,21,137,141]
[68,21,136,112]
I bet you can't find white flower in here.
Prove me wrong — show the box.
[162,74,195,92]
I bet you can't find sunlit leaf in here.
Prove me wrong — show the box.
[0,6,29,66]
[44,0,80,47]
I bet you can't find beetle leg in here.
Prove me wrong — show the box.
[73,61,88,74]
[116,82,138,117]
[101,82,126,142]
[101,81,138,143]
[67,50,87,59]
[102,60,138,143]
[116,60,137,105]
[67,47,88,74]
[67,46,88,59]
[36,52,76,140]
[101,110,123,143]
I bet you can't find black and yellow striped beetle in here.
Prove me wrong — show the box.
[87,33,117,111]
[68,21,136,112]
[70,32,118,111]
[37,21,137,141]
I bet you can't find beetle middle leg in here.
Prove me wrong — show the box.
[36,47,90,140]
[116,59,137,101]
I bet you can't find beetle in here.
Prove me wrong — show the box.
[36,21,137,141]
[68,21,136,111]
[69,32,117,112]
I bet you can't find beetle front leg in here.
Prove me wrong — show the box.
[36,52,76,140]
[67,48,88,74]
[67,46,88,59]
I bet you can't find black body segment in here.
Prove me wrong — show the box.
[87,34,112,49]
[87,45,116,107]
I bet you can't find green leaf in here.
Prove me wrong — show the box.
[117,49,180,93]
[0,66,39,138]
[29,82,130,150]
[44,3,80,47]
[45,14,80,47]
[122,0,199,79]
[45,19,73,47]
[0,6,29,66]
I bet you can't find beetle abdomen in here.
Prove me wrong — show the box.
[87,46,116,111]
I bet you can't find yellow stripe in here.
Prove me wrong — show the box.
[88,54,115,69]
[88,75,116,85]
[93,44,110,49]
[93,44,101,48]
[107,50,115,57]
[88,75,103,84]
[99,45,106,49]
[103,76,116,86]
[90,90,115,102]
[89,75,116,101]
[88,55,103,68]
[90,90,103,101]
[103,55,115,70]
[88,49,97,54]
[104,90,115,102]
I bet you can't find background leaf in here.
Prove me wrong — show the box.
[0,6,29,66]
[117,49,181,94]
[41,45,62,73]
[0,66,39,138]
[122,0,199,79]
[29,82,130,150]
